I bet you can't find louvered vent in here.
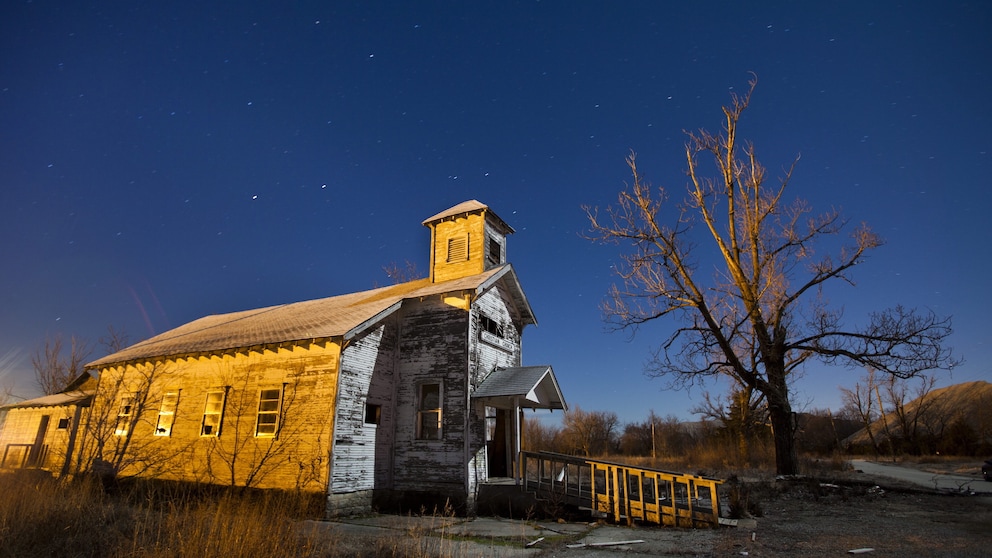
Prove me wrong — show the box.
[447,235,469,262]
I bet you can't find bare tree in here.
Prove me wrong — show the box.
[585,76,958,474]
[99,325,131,354]
[619,419,653,457]
[383,260,423,284]
[75,360,173,479]
[880,373,938,454]
[692,386,768,463]
[32,334,92,395]
[524,417,563,453]
[840,369,882,455]
[0,381,14,407]
[201,364,319,490]
[560,406,619,457]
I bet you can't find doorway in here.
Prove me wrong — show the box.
[486,408,509,477]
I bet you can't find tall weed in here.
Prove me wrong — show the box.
[0,472,334,557]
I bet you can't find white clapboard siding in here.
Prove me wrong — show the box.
[331,325,386,493]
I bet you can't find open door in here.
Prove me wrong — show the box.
[474,366,568,482]
[28,415,50,467]
[486,408,509,477]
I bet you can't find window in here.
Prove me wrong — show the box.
[480,315,504,338]
[201,390,226,437]
[416,383,442,440]
[446,234,469,262]
[115,395,135,436]
[485,406,497,442]
[488,235,502,266]
[364,403,381,425]
[255,388,283,437]
[155,391,179,436]
[57,417,71,430]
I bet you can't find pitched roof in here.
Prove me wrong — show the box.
[88,265,534,368]
[1,390,93,410]
[472,365,567,411]
[421,199,515,234]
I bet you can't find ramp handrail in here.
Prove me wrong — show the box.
[520,451,723,527]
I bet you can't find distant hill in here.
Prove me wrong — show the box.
[844,380,992,455]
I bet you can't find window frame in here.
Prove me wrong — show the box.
[155,391,180,437]
[114,395,135,436]
[487,235,502,266]
[416,382,443,440]
[254,386,284,438]
[364,402,381,426]
[200,389,227,437]
[480,314,504,338]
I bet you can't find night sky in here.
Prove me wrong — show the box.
[2,1,990,423]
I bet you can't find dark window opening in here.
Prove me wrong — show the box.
[57,418,70,430]
[480,315,504,338]
[488,236,502,265]
[365,403,381,425]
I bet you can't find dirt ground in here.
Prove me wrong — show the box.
[705,462,992,557]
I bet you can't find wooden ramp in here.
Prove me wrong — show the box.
[520,451,723,528]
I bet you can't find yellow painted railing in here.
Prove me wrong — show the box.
[520,451,723,527]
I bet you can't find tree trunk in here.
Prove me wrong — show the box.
[768,403,798,475]
[766,364,798,475]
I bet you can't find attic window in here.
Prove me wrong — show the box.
[447,235,469,262]
[480,315,504,338]
[57,418,71,430]
[488,236,501,265]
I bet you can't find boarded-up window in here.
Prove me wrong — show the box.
[447,234,469,262]
[416,383,442,440]
[255,387,283,437]
[115,395,135,436]
[155,391,179,436]
[201,390,226,437]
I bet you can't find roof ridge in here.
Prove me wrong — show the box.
[86,266,520,369]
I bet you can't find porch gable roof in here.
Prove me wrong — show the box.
[472,365,567,411]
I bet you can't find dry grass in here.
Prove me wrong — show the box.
[0,470,490,558]
[616,438,779,480]
[0,471,336,558]
[0,471,475,558]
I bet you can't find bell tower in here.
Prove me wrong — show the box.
[422,200,514,283]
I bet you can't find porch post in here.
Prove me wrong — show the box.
[513,396,521,485]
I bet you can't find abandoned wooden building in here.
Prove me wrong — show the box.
[0,200,566,516]
[0,373,96,477]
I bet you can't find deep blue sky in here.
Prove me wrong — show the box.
[2,1,989,423]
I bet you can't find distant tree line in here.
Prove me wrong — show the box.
[523,402,864,471]
[523,372,990,470]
